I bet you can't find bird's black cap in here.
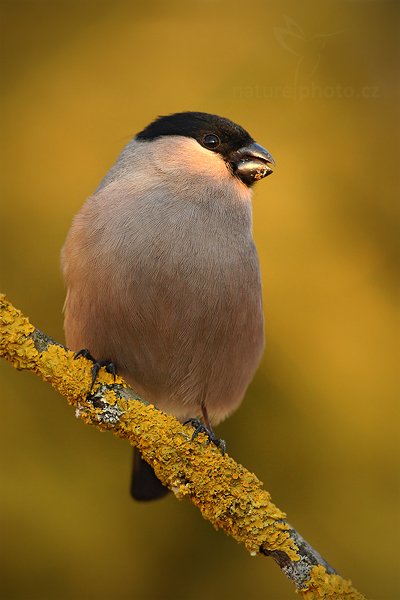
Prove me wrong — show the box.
[136,111,254,161]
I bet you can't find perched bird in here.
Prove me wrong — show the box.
[62,112,275,500]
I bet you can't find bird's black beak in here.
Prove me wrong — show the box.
[230,142,275,186]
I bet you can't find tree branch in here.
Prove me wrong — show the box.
[0,294,366,599]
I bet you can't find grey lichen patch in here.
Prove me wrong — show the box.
[282,554,313,589]
[88,384,126,426]
[98,404,125,425]
[261,547,313,589]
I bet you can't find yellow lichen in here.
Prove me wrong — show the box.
[299,566,366,600]
[0,292,299,559]
[38,344,121,398]
[116,402,298,557]
[0,294,37,369]
[0,293,366,599]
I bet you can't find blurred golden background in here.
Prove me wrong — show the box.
[1,1,399,599]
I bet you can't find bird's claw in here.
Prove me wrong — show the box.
[74,348,117,389]
[183,418,226,455]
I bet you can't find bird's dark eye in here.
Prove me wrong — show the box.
[202,134,221,150]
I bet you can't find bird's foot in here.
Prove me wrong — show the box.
[74,349,117,389]
[183,418,226,455]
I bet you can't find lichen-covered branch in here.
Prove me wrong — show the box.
[0,294,366,600]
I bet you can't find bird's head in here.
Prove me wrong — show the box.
[135,111,275,188]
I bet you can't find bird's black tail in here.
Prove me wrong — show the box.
[130,448,170,501]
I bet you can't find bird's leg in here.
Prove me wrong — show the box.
[74,348,117,389]
[184,404,226,455]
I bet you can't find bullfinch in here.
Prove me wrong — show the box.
[62,112,275,500]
